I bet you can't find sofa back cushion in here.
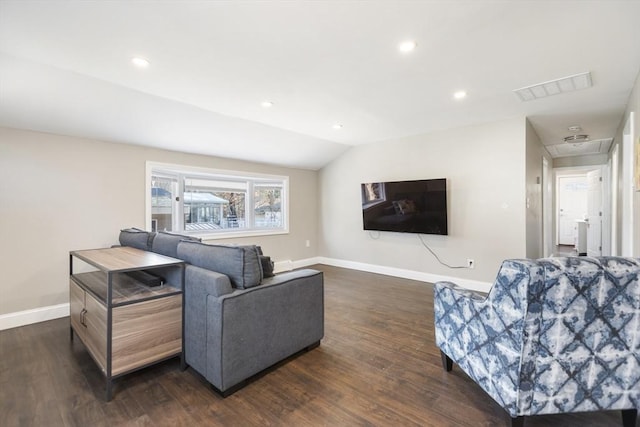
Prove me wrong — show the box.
[119,228,155,251]
[177,241,263,289]
[152,231,201,259]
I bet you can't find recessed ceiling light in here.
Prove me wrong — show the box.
[261,101,274,108]
[453,90,467,100]
[131,57,149,68]
[398,40,417,53]
[332,123,343,130]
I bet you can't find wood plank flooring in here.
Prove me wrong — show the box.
[0,265,630,426]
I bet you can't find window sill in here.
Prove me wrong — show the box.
[189,228,289,241]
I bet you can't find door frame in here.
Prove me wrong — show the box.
[610,144,619,255]
[553,165,610,252]
[621,111,635,256]
[586,168,606,256]
[555,172,588,246]
[542,157,553,257]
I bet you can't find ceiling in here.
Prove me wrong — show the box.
[1,1,639,170]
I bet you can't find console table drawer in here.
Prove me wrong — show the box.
[111,294,182,375]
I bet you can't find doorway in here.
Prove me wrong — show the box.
[554,165,609,256]
[556,175,587,246]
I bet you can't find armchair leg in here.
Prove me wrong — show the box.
[440,350,453,372]
[510,416,525,427]
[621,409,637,427]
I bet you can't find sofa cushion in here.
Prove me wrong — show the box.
[260,255,275,278]
[119,228,155,250]
[177,241,263,289]
[255,246,275,278]
[152,231,201,259]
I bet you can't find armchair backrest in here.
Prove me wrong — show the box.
[519,257,640,415]
[435,256,639,418]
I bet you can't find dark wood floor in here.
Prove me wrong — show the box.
[0,265,631,426]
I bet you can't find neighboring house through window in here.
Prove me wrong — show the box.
[146,162,289,239]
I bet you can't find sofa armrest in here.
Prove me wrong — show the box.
[184,265,233,375]
[186,265,233,297]
[205,269,324,391]
[261,268,323,287]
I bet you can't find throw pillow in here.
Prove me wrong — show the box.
[177,241,263,289]
[260,255,275,278]
[152,231,201,259]
[119,228,155,250]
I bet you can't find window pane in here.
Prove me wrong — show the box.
[149,163,288,237]
[217,191,246,229]
[184,178,247,231]
[151,176,177,232]
[254,184,283,228]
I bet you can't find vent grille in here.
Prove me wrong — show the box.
[513,72,592,102]
[546,138,612,158]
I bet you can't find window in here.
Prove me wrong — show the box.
[146,162,288,238]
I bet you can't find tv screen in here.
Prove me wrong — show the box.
[361,178,448,235]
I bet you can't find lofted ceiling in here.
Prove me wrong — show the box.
[1,1,639,170]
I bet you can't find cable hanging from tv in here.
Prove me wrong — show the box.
[418,235,468,269]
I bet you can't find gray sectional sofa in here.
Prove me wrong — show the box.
[118,228,324,396]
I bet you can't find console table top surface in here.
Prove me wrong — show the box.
[70,246,183,272]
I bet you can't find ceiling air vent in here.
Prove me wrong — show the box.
[513,72,592,102]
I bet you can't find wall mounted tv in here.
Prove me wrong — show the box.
[361,178,448,235]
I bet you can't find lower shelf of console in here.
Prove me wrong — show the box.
[70,280,182,377]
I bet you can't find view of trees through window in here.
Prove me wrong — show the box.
[254,186,282,228]
[149,166,287,236]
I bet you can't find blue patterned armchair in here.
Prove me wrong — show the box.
[434,257,639,427]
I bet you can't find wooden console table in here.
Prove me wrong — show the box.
[69,246,185,400]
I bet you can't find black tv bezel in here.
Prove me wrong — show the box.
[361,178,448,236]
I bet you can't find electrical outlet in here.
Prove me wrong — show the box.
[467,259,475,269]
[305,240,310,248]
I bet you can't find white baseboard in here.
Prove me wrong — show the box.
[0,303,69,331]
[314,257,492,293]
[274,257,322,273]
[1,256,490,331]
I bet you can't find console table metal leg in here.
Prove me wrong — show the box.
[106,378,113,401]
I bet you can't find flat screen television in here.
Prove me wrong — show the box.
[361,178,448,235]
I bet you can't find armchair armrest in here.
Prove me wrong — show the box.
[435,281,487,302]
[434,280,492,361]
[434,259,539,417]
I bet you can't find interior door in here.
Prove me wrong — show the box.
[586,169,602,256]
[557,176,588,245]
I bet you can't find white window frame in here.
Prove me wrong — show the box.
[146,161,289,240]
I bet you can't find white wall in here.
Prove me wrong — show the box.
[631,73,640,256]
[318,117,528,288]
[0,127,319,319]
[612,70,640,257]
[525,119,552,258]
[553,154,609,168]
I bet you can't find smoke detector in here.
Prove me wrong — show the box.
[568,125,582,132]
[563,134,590,146]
